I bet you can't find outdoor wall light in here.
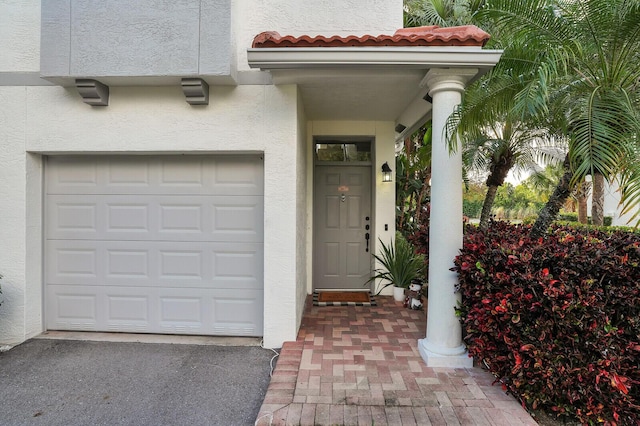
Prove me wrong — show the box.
[381,162,393,182]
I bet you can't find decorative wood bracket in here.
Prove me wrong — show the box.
[75,79,109,106]
[181,78,209,105]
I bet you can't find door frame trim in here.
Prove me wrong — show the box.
[311,137,375,292]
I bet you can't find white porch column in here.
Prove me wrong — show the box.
[418,68,478,368]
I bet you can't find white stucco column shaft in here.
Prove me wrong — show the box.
[419,68,478,368]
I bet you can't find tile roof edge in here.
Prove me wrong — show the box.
[252,25,490,48]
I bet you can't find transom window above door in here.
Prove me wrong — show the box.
[315,140,371,162]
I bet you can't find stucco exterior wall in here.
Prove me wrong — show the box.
[0,84,303,348]
[0,0,404,348]
[36,0,404,81]
[0,0,40,73]
[586,179,640,227]
[235,0,403,72]
[606,181,640,227]
[305,121,397,295]
[0,87,28,347]
[40,0,234,80]
[296,91,308,327]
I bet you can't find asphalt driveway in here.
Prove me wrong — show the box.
[0,338,275,426]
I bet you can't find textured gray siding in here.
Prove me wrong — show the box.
[41,0,232,80]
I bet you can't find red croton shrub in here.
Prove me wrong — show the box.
[453,221,640,425]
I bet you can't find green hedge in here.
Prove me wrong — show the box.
[454,222,640,424]
[557,213,613,226]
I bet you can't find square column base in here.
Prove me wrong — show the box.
[418,339,474,368]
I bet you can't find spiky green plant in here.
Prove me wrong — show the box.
[367,233,426,294]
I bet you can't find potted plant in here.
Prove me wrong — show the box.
[366,233,426,301]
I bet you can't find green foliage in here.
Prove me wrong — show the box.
[557,213,578,222]
[463,199,483,218]
[367,233,425,294]
[404,0,485,27]
[557,213,613,227]
[396,124,432,234]
[463,183,485,218]
[474,0,640,231]
[493,183,546,216]
[462,181,548,220]
[454,222,640,424]
[555,221,636,235]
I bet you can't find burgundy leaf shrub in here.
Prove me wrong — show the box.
[453,222,640,425]
[407,225,429,274]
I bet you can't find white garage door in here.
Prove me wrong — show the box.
[45,155,264,336]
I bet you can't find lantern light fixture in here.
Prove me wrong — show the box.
[381,162,393,182]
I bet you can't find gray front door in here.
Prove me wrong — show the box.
[314,165,372,289]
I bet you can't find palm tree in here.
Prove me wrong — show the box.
[446,29,570,229]
[404,1,543,230]
[474,0,640,237]
[404,0,485,27]
[459,122,544,230]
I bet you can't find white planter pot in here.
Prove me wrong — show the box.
[392,286,405,302]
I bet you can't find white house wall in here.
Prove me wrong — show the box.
[296,90,308,327]
[0,87,28,346]
[234,0,403,73]
[607,181,640,227]
[306,121,397,296]
[0,0,40,73]
[0,0,403,348]
[0,83,304,348]
[36,0,403,81]
[586,179,640,227]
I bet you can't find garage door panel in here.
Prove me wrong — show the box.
[47,285,155,333]
[47,285,264,336]
[210,244,264,290]
[46,242,100,281]
[108,249,150,279]
[46,285,99,331]
[106,157,153,187]
[210,157,264,195]
[211,290,264,336]
[47,194,263,243]
[47,155,263,196]
[48,240,263,288]
[210,197,263,242]
[50,202,98,234]
[46,155,264,337]
[47,157,100,191]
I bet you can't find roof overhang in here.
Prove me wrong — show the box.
[247,46,502,141]
[248,46,502,70]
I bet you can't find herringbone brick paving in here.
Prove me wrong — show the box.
[255,296,538,426]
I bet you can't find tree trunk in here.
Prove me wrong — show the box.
[576,177,589,224]
[578,191,588,224]
[591,171,605,226]
[479,185,498,231]
[414,169,431,227]
[530,156,573,239]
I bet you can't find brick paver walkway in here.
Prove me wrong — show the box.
[255,295,538,426]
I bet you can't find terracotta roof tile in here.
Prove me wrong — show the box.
[252,25,490,48]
